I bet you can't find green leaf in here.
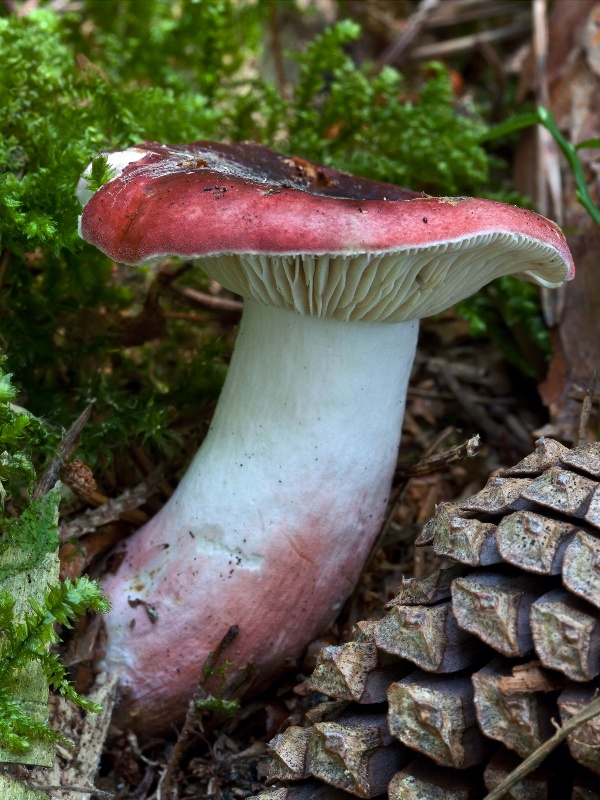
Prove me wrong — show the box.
[575,137,600,150]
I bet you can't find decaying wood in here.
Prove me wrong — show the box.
[483,748,551,799]
[385,564,470,607]
[558,685,600,776]
[531,589,600,681]
[267,727,311,783]
[394,433,481,481]
[306,641,410,704]
[431,509,501,567]
[451,571,549,657]
[0,776,50,800]
[494,438,569,477]
[458,477,534,515]
[562,531,600,611]
[495,510,577,575]
[307,710,408,798]
[521,467,598,525]
[387,672,490,769]
[374,601,483,673]
[497,662,565,694]
[472,660,556,758]
[483,689,600,800]
[388,756,482,799]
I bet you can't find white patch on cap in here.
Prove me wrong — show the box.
[76,147,148,207]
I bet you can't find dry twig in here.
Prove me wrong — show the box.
[33,405,92,500]
[482,692,600,799]
[58,467,164,541]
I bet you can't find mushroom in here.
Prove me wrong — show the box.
[78,141,574,733]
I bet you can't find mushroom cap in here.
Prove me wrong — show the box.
[79,141,574,322]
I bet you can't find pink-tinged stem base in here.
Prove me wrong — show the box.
[99,298,418,733]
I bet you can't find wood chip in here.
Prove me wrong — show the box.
[472,660,556,758]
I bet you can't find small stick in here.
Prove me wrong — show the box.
[58,468,164,541]
[483,692,600,799]
[365,426,457,572]
[159,626,240,800]
[170,283,243,313]
[32,405,92,500]
[373,0,440,70]
[558,684,600,777]
[408,20,532,61]
[439,362,527,451]
[394,433,481,481]
[577,372,597,446]
[483,748,551,799]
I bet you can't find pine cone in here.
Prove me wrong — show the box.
[256,438,600,799]
[60,458,97,501]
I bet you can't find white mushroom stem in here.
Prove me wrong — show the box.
[100,297,418,730]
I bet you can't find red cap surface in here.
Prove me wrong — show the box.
[80,141,574,277]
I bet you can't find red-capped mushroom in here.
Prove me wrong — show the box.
[78,141,574,733]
